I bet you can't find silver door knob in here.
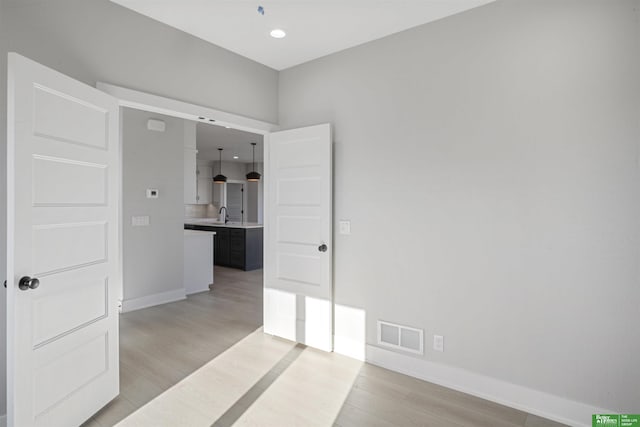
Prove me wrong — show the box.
[318,244,328,252]
[18,276,40,291]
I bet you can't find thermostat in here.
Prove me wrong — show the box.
[146,189,159,198]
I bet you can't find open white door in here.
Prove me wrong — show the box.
[264,124,332,351]
[7,53,120,427]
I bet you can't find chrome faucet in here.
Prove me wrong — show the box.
[218,206,229,224]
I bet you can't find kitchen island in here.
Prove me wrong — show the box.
[183,229,215,294]
[184,219,263,271]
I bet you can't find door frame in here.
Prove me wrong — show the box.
[95,82,278,304]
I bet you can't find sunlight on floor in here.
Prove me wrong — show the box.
[115,328,363,427]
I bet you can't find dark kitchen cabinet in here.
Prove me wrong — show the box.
[213,227,229,266]
[228,229,245,269]
[184,224,263,271]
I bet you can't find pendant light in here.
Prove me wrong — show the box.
[246,142,261,182]
[213,148,227,184]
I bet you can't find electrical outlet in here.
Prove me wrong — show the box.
[339,220,351,235]
[433,335,444,352]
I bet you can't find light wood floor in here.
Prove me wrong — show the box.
[83,267,264,427]
[83,267,567,427]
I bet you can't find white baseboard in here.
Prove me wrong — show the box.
[0,413,6,427]
[366,344,612,427]
[185,286,210,296]
[120,288,186,313]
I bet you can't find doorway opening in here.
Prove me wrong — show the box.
[91,108,267,426]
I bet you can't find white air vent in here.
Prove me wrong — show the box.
[377,320,424,355]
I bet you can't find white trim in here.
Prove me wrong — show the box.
[120,288,186,313]
[0,413,6,427]
[96,82,278,135]
[366,344,612,427]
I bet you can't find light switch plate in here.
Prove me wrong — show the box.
[132,216,150,226]
[433,335,444,352]
[339,220,351,235]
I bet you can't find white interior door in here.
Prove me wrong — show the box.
[264,123,332,351]
[7,53,120,427]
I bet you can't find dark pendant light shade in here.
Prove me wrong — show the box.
[246,142,261,182]
[213,148,227,184]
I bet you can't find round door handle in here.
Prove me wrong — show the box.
[19,276,40,291]
[318,244,328,253]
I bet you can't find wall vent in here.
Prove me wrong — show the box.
[377,320,424,355]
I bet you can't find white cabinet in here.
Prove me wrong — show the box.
[196,177,212,204]
[184,149,197,204]
[183,119,214,205]
[213,182,226,208]
[196,163,213,204]
[184,121,198,204]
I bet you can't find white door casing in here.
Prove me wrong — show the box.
[7,53,120,427]
[264,124,333,351]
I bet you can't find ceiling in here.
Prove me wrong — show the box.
[196,122,263,163]
[110,0,495,70]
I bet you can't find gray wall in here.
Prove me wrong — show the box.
[278,0,640,413]
[1,0,278,123]
[122,108,185,303]
[211,161,248,181]
[1,0,278,417]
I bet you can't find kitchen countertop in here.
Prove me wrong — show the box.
[185,219,264,229]
[184,230,217,236]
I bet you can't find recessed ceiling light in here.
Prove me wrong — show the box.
[233,156,239,159]
[270,29,286,39]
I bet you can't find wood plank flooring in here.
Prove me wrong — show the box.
[83,266,567,427]
[82,267,264,427]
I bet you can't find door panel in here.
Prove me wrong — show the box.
[7,53,120,427]
[32,156,107,206]
[227,183,244,222]
[264,124,332,351]
[277,177,322,206]
[34,331,108,415]
[32,85,108,149]
[32,274,108,346]
[32,222,107,275]
[276,251,322,286]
